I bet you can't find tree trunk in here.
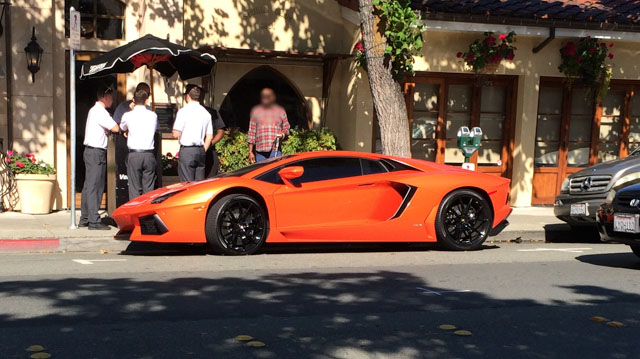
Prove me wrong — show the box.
[358,0,411,157]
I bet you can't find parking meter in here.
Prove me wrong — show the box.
[456,126,483,164]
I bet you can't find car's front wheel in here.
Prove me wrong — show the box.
[631,245,640,258]
[205,194,269,255]
[435,189,493,251]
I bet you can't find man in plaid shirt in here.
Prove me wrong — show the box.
[247,88,291,163]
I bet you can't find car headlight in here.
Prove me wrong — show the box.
[151,190,184,204]
[613,172,640,189]
[605,190,616,205]
[560,177,571,192]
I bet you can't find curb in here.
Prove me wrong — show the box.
[0,238,60,251]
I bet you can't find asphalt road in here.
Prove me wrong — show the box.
[0,242,639,359]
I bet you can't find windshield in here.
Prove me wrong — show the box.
[215,155,293,178]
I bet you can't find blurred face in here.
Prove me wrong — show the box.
[260,89,275,106]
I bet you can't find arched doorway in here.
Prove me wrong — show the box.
[219,66,311,131]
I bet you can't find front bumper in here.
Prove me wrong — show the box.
[596,204,640,245]
[554,193,606,225]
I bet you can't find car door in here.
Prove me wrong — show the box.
[270,157,407,241]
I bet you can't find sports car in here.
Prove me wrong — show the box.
[112,151,512,255]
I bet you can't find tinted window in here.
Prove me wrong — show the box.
[361,159,388,175]
[292,158,362,185]
[218,155,292,178]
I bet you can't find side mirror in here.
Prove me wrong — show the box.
[278,166,304,187]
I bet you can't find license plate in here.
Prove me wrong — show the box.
[613,214,640,234]
[570,203,588,216]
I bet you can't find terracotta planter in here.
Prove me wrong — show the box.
[15,174,56,214]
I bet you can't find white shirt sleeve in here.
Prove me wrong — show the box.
[173,109,185,132]
[205,113,213,136]
[98,111,117,130]
[153,113,158,132]
[120,114,129,131]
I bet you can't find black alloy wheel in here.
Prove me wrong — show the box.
[435,189,493,251]
[205,194,268,255]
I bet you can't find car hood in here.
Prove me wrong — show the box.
[571,156,640,178]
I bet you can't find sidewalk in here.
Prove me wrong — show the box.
[0,207,565,253]
[0,211,128,253]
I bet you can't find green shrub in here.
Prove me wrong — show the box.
[281,128,338,155]
[216,128,251,173]
[215,128,339,173]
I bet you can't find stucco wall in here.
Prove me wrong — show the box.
[414,28,640,206]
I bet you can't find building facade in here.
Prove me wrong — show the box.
[1,0,640,211]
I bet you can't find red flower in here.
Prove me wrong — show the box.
[589,47,595,53]
[166,152,173,158]
[456,52,463,58]
[175,152,180,158]
[499,33,507,41]
[609,42,614,47]
[587,36,591,40]
[171,160,178,167]
[26,153,34,158]
[6,150,13,156]
[564,47,577,56]
[353,41,364,52]
[506,53,515,61]
[466,53,475,62]
[16,161,25,168]
[577,57,582,63]
[30,157,36,163]
[485,36,496,45]
[609,53,614,59]
[7,156,11,163]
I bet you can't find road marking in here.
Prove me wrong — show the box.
[416,287,472,296]
[72,259,127,265]
[517,247,592,253]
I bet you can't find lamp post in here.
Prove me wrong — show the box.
[24,26,43,83]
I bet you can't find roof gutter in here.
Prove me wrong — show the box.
[423,19,640,42]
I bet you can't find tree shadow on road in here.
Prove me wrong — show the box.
[0,270,638,358]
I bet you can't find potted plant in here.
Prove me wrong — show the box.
[558,37,614,102]
[6,151,56,214]
[161,152,180,186]
[457,32,517,73]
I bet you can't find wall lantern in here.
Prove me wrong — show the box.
[24,26,43,83]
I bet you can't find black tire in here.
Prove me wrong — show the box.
[631,245,640,258]
[435,189,493,251]
[205,194,269,255]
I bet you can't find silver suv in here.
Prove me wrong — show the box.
[555,148,640,226]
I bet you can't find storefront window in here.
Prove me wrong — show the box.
[445,84,472,165]
[65,0,125,40]
[411,83,439,161]
[567,89,594,167]
[599,90,624,161]
[534,87,563,166]
[630,94,640,152]
[478,85,506,166]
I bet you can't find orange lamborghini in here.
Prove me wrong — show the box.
[112,151,512,255]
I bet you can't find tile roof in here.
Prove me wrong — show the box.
[413,0,640,26]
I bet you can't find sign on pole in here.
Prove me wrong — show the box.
[70,8,81,50]
[69,8,80,229]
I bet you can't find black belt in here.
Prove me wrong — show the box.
[85,145,106,151]
[180,145,203,148]
[129,149,154,153]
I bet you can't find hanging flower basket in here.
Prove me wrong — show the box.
[558,37,614,102]
[457,32,517,74]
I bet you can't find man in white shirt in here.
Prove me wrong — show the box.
[120,89,158,200]
[172,85,213,182]
[80,86,119,230]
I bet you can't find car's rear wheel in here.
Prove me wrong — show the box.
[435,189,493,251]
[205,194,268,255]
[631,245,640,258]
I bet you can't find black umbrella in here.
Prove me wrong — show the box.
[80,34,216,107]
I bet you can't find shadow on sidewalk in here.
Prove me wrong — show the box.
[544,223,601,243]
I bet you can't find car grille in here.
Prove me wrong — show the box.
[569,175,612,194]
[614,192,640,213]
